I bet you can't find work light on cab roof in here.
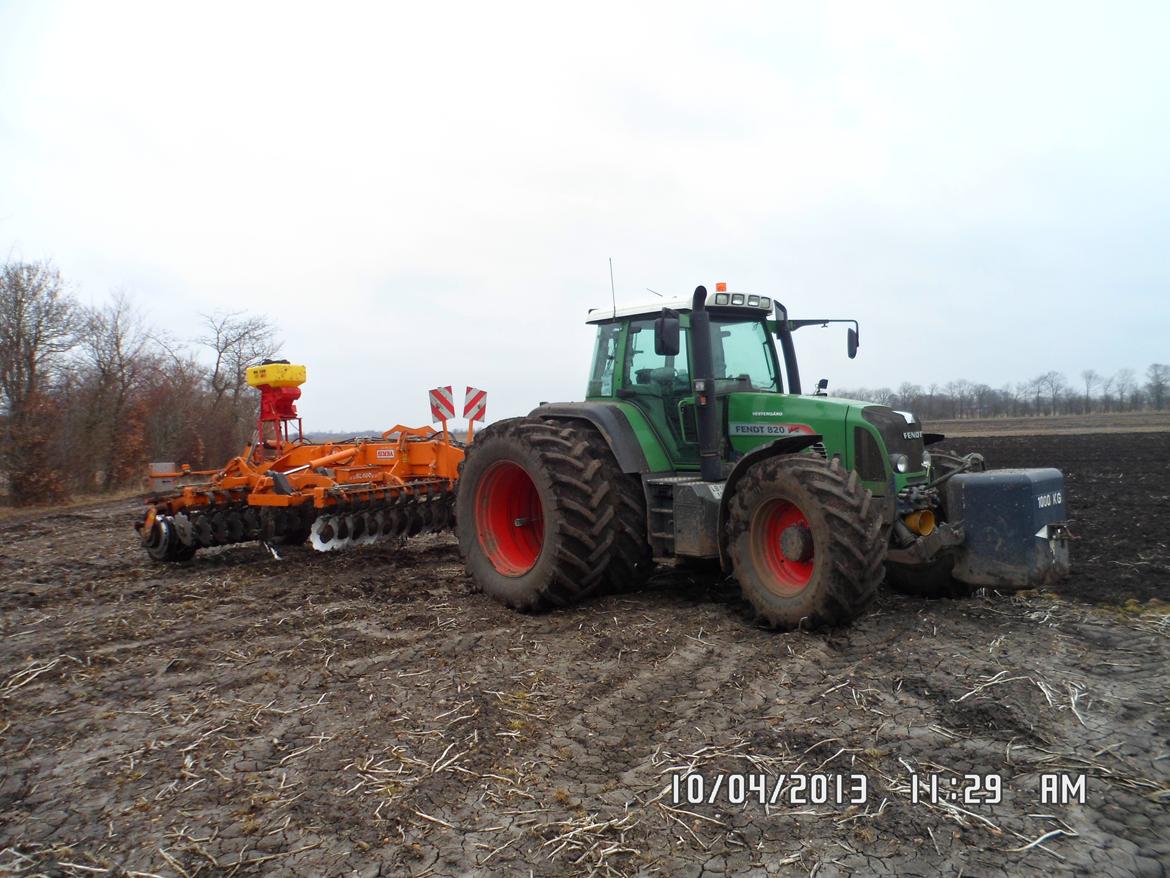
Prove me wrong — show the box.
[586,280,772,322]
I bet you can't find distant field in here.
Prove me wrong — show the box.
[925,410,1170,436]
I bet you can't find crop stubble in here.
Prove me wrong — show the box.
[0,432,1167,876]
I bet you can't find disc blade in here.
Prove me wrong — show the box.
[368,511,385,543]
[310,515,344,552]
[355,512,378,546]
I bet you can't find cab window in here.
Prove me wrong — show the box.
[624,319,690,395]
[710,319,780,392]
[623,319,695,449]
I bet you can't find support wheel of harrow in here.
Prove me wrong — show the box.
[143,516,197,563]
[456,417,653,612]
[726,455,884,629]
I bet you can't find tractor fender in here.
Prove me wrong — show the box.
[531,402,651,474]
[716,433,825,568]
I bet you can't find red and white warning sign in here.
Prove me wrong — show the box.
[463,386,487,422]
[429,385,455,423]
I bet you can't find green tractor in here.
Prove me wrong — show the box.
[456,285,1070,629]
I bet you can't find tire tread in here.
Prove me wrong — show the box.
[726,455,884,629]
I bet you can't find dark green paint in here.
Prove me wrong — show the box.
[585,311,926,495]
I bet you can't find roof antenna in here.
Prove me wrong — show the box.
[646,288,663,297]
[609,257,617,319]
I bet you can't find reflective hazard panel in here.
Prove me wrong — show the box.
[464,386,487,422]
[429,386,455,422]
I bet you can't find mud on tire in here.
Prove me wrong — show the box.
[456,417,653,612]
[567,419,655,594]
[726,455,885,629]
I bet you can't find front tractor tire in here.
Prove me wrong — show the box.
[726,456,885,629]
[456,417,653,613]
[884,555,971,598]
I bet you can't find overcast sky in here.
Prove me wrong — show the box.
[2,2,1167,429]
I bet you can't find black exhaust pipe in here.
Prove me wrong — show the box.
[691,285,722,482]
[774,301,802,395]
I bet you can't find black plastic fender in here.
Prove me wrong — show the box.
[530,402,650,474]
[716,433,825,568]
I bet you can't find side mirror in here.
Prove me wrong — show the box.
[847,327,859,359]
[815,378,829,396]
[654,308,680,357]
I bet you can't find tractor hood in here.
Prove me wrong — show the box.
[724,392,927,488]
[724,392,922,438]
[725,392,859,449]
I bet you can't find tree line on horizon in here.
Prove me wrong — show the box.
[837,365,1168,421]
[0,258,281,507]
[3,257,1166,506]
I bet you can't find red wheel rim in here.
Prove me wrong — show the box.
[475,461,544,576]
[752,498,814,596]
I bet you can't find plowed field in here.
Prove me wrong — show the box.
[1,432,1167,877]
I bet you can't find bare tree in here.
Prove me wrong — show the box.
[972,383,994,417]
[896,382,921,405]
[1025,375,1043,414]
[0,261,80,418]
[77,293,154,489]
[1035,371,1067,415]
[195,312,282,462]
[1098,372,1116,412]
[1080,369,1099,414]
[942,381,959,418]
[198,311,282,406]
[1148,363,1170,411]
[140,352,213,467]
[1000,382,1022,416]
[0,260,82,504]
[0,261,294,501]
[1115,368,1137,411]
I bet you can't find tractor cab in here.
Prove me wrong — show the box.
[583,284,927,503]
[586,295,779,466]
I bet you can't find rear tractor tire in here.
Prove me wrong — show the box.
[726,455,885,629]
[455,417,653,612]
[573,421,655,594]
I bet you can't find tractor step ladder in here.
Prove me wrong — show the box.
[644,474,705,559]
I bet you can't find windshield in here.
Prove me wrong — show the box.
[709,318,780,392]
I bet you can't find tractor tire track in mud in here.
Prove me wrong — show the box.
[0,431,1167,877]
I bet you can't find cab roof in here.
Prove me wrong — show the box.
[586,290,775,324]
